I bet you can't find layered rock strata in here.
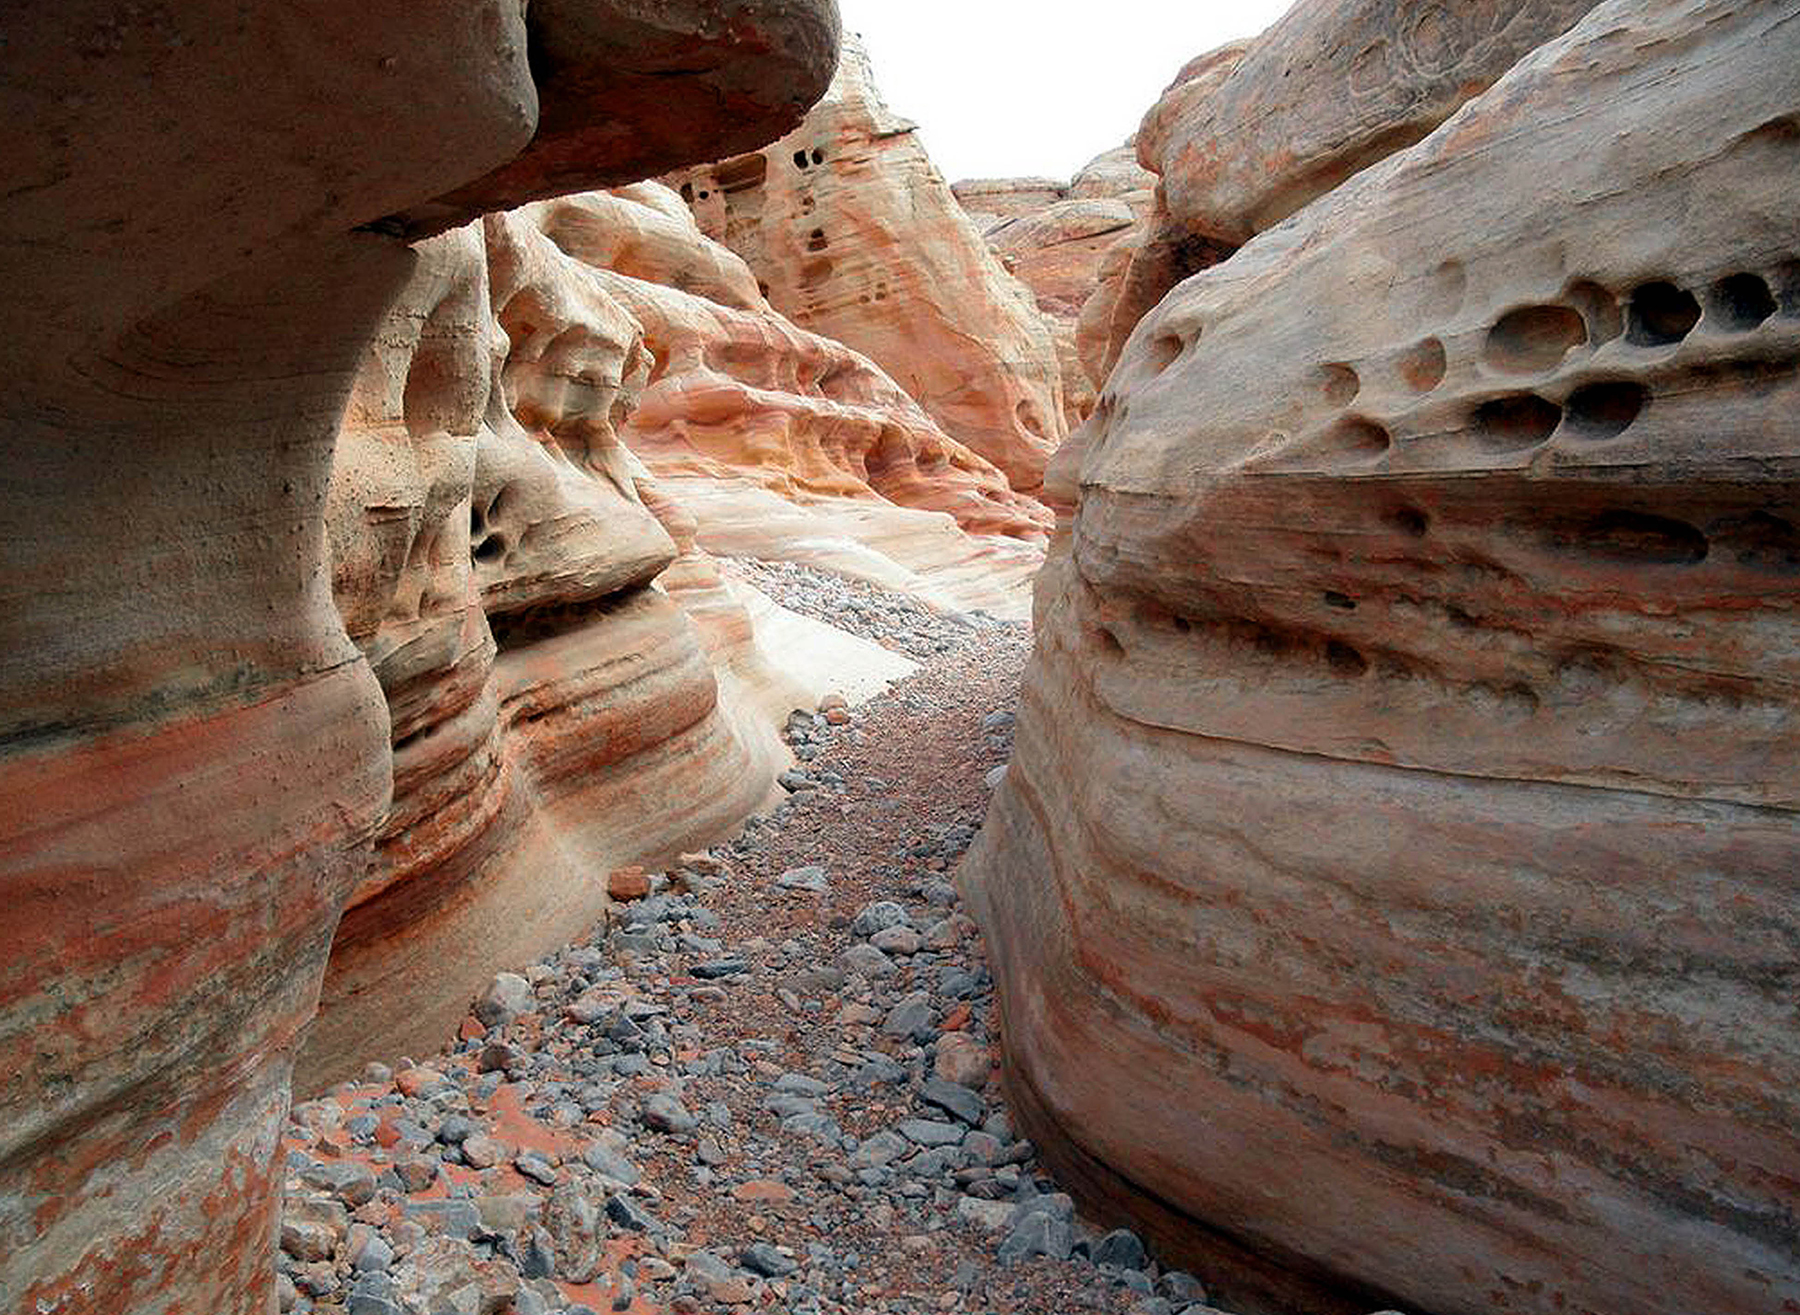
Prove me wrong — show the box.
[0,4,837,1311]
[669,37,1067,496]
[965,4,1800,1314]
[309,180,1046,1079]
[960,150,1153,430]
[1082,0,1607,392]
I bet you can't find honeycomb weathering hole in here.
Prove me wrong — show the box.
[1322,415,1391,459]
[1583,510,1709,565]
[1564,380,1647,439]
[1483,305,1587,373]
[1398,337,1446,392]
[1710,273,1776,330]
[1319,363,1361,405]
[1325,640,1370,677]
[1563,279,1623,345]
[1626,280,1701,345]
[1139,332,1183,373]
[1473,393,1561,450]
[1388,505,1430,537]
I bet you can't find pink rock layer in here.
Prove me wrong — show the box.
[964,3,1800,1313]
[669,36,1068,496]
[0,3,838,1310]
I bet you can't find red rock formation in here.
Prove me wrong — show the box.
[0,4,837,1311]
[964,5,1800,1314]
[1083,0,1607,392]
[669,37,1067,496]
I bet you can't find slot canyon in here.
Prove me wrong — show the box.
[1,3,1794,1315]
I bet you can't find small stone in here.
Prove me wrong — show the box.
[515,1151,559,1185]
[775,864,829,893]
[984,764,1008,790]
[870,924,922,956]
[279,1220,337,1262]
[919,1078,985,1127]
[642,1093,698,1134]
[740,1242,798,1277]
[933,1033,990,1088]
[839,944,897,978]
[1093,1227,1149,1270]
[394,1157,437,1192]
[897,1118,965,1148]
[460,1134,507,1169]
[582,1142,641,1185]
[998,1211,1073,1264]
[608,866,651,901]
[954,1196,1014,1231]
[882,991,936,1041]
[606,1193,656,1232]
[818,692,847,712]
[850,1131,909,1168]
[351,1234,395,1273]
[300,1159,377,1207]
[851,900,910,937]
[474,972,533,1029]
[692,958,747,979]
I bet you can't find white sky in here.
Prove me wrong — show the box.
[834,1,1296,184]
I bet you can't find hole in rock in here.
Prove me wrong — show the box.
[1093,627,1124,656]
[1626,281,1701,346]
[1323,591,1357,610]
[1397,338,1446,392]
[1582,510,1709,565]
[1148,333,1185,373]
[1483,305,1587,373]
[1710,273,1776,330]
[807,228,828,252]
[698,190,710,200]
[679,181,694,203]
[1472,394,1561,450]
[715,153,767,192]
[1388,505,1430,538]
[1564,279,1622,345]
[1015,400,1043,438]
[1321,416,1391,459]
[1319,363,1360,405]
[800,256,833,288]
[811,148,825,165]
[1325,640,1370,677]
[1563,381,1647,439]
[472,535,505,564]
[793,149,809,170]
[1713,510,1800,572]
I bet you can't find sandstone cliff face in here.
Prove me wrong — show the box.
[669,37,1068,496]
[0,4,838,1311]
[959,149,1153,431]
[308,182,1046,1079]
[1082,0,1608,392]
[964,4,1800,1314]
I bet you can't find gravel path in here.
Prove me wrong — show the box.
[276,566,1224,1315]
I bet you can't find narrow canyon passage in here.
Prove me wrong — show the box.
[276,564,1197,1315]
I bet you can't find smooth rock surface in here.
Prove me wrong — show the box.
[671,36,1067,495]
[0,5,837,1311]
[966,4,1800,1314]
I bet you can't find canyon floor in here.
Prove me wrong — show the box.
[277,563,1217,1315]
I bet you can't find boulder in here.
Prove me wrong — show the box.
[0,4,838,1311]
[965,4,1800,1314]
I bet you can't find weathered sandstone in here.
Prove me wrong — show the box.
[0,4,837,1311]
[965,5,1800,1315]
[307,182,1046,1077]
[670,37,1067,495]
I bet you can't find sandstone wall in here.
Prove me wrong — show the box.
[307,182,1047,1081]
[1081,0,1608,393]
[963,3,1800,1313]
[669,37,1068,497]
[0,4,839,1311]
